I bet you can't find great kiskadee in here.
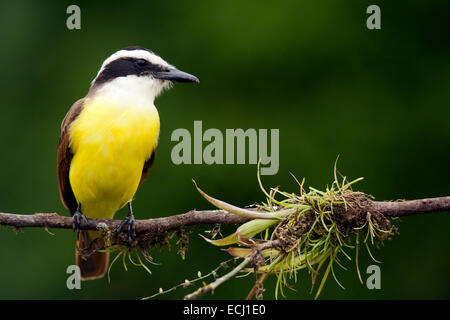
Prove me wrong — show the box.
[57,46,199,280]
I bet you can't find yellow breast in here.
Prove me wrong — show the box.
[68,96,160,219]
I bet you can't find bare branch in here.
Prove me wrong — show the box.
[371,196,450,217]
[0,210,249,234]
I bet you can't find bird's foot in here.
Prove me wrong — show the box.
[72,206,88,240]
[117,212,136,246]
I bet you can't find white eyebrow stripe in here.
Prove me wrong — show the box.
[93,49,174,83]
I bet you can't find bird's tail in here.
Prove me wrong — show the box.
[76,230,109,280]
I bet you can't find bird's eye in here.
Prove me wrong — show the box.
[136,59,147,67]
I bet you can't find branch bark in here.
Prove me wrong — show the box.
[371,196,450,217]
[0,210,250,234]
[0,196,448,233]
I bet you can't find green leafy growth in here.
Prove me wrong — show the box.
[198,160,397,299]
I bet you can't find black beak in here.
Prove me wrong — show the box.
[153,68,199,83]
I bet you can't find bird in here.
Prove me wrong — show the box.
[57,46,199,280]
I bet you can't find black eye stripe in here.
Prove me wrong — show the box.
[93,57,168,87]
[136,59,148,67]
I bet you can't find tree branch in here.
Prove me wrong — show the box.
[0,210,249,234]
[1,195,447,300]
[371,196,450,217]
[0,196,448,234]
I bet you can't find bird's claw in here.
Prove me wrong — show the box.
[117,213,136,245]
[72,209,88,240]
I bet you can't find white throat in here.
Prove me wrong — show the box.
[89,75,169,105]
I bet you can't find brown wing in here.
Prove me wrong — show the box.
[57,99,85,215]
[139,148,157,187]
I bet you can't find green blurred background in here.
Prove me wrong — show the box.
[0,0,448,299]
